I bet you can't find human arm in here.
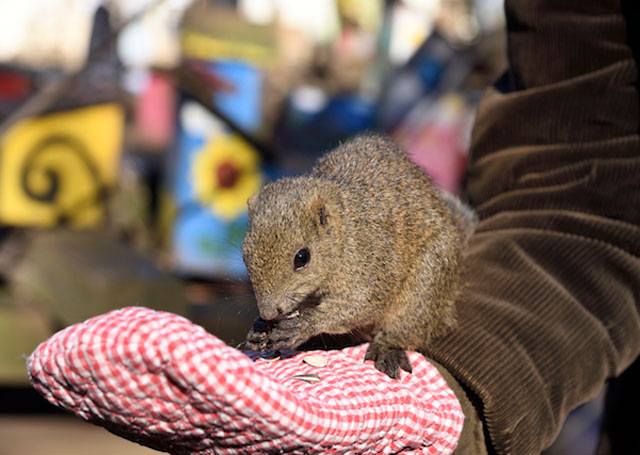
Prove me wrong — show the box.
[427,0,640,453]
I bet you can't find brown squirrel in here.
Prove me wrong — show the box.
[241,134,475,378]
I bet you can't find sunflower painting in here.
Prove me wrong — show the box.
[169,127,263,277]
[191,134,261,220]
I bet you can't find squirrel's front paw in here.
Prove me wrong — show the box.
[264,317,309,350]
[364,342,412,379]
[241,317,309,351]
[242,317,270,351]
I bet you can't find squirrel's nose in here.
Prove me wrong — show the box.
[259,306,279,321]
[257,296,282,321]
[259,301,297,321]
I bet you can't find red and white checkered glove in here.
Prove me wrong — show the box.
[27,307,463,455]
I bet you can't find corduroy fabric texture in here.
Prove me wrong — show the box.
[428,0,640,454]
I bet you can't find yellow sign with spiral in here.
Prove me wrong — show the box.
[0,103,124,228]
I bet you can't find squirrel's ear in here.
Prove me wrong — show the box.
[310,196,330,229]
[247,193,258,212]
[318,205,328,226]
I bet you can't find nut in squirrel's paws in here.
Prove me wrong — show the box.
[364,342,413,380]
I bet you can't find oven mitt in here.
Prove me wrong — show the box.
[27,307,464,454]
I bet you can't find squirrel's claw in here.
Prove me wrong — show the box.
[364,342,412,379]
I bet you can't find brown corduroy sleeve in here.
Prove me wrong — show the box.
[428,0,640,454]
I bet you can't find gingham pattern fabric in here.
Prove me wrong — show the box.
[27,307,463,455]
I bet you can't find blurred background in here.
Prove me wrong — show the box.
[0,0,601,454]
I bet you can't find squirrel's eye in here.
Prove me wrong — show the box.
[294,248,310,271]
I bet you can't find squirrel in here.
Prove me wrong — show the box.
[241,134,476,379]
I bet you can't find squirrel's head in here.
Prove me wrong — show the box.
[242,177,344,323]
